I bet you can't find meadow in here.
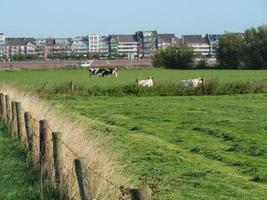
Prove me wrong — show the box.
[51,94,267,199]
[0,68,267,89]
[0,68,267,199]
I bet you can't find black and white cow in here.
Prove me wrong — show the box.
[88,67,118,78]
[89,68,100,76]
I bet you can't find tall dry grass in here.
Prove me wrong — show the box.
[0,83,130,200]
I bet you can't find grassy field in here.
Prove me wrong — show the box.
[1,68,267,199]
[0,122,58,200]
[51,93,267,199]
[0,68,267,89]
[0,122,40,200]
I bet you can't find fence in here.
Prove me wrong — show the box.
[0,92,152,200]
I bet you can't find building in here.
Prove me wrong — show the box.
[4,38,36,57]
[157,34,177,49]
[205,34,222,57]
[35,38,46,55]
[117,34,138,58]
[182,35,210,56]
[136,31,158,58]
[54,38,72,54]
[0,33,5,60]
[88,34,100,53]
[71,36,89,54]
[108,35,118,58]
[99,36,109,54]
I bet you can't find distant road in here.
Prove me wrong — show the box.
[0,59,152,70]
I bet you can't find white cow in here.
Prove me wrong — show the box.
[137,76,153,87]
[180,77,205,88]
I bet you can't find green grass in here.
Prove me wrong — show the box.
[0,123,40,200]
[0,123,58,200]
[50,93,267,200]
[0,68,267,89]
[1,68,267,199]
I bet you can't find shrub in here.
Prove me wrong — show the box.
[152,44,194,69]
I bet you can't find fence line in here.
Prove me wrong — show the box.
[0,92,152,200]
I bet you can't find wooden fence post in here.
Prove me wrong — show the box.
[52,132,63,188]
[74,158,90,200]
[0,93,6,122]
[70,81,74,92]
[11,101,17,136]
[129,186,152,200]
[5,95,11,129]
[24,112,33,152]
[16,102,23,143]
[39,119,48,166]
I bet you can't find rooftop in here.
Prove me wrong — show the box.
[117,35,137,43]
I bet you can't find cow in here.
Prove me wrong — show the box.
[88,67,118,78]
[180,77,205,88]
[100,68,118,78]
[88,68,100,76]
[136,76,154,87]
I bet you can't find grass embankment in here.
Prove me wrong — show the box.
[0,122,40,200]
[50,94,267,200]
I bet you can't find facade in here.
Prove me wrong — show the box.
[35,38,46,55]
[88,34,100,53]
[117,34,138,58]
[157,34,177,49]
[54,38,72,54]
[205,34,222,57]
[136,31,158,58]
[0,33,5,59]
[71,36,89,54]
[99,36,109,54]
[4,38,36,57]
[182,35,210,56]
[109,35,118,58]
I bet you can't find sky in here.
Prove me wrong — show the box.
[1,0,267,38]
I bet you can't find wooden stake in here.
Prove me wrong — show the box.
[5,95,11,129]
[52,132,63,188]
[16,102,23,143]
[24,112,33,152]
[11,101,17,136]
[74,158,90,200]
[0,93,6,122]
[129,186,152,200]
[39,119,48,165]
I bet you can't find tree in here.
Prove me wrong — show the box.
[216,33,244,69]
[243,25,267,69]
[152,44,193,69]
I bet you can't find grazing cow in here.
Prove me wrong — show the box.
[101,68,118,78]
[88,67,118,78]
[88,68,100,76]
[136,76,153,87]
[180,77,205,88]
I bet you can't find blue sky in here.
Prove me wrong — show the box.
[1,0,267,37]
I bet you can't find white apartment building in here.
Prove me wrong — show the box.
[88,34,100,53]
[0,33,5,59]
[117,35,138,58]
[71,36,89,54]
[182,35,210,56]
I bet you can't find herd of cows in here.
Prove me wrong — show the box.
[88,67,205,88]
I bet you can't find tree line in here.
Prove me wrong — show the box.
[153,25,267,69]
